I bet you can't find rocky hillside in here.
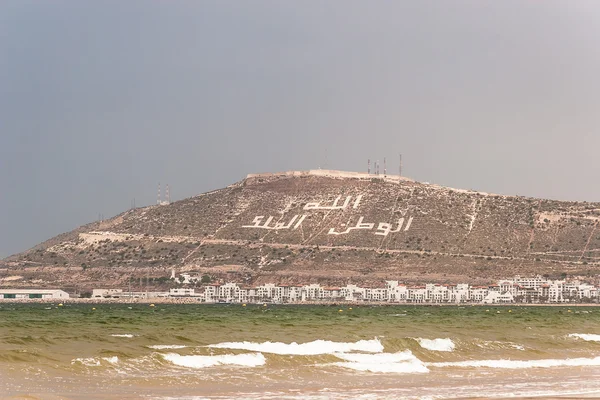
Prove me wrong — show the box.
[2,170,600,290]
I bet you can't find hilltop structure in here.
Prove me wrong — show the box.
[1,170,600,291]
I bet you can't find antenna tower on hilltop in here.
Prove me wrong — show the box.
[384,157,387,177]
[399,154,403,178]
[157,182,171,205]
[368,159,371,174]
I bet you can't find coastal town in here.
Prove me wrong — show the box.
[91,274,600,304]
[4,275,598,304]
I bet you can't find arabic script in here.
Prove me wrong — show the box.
[328,216,413,236]
[304,195,363,211]
[242,215,306,230]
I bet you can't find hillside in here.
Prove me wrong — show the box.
[2,170,600,290]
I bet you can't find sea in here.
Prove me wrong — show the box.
[1,304,600,400]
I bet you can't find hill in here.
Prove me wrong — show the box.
[2,170,600,290]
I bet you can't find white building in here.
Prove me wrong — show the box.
[450,284,470,303]
[302,284,322,301]
[288,286,303,302]
[577,283,597,301]
[364,286,388,302]
[218,283,240,302]
[470,287,488,302]
[428,284,450,303]
[513,275,545,290]
[408,286,428,303]
[204,284,219,302]
[169,288,196,297]
[0,289,69,300]
[386,281,408,302]
[483,291,514,304]
[257,284,278,301]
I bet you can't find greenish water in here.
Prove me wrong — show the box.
[1,304,600,399]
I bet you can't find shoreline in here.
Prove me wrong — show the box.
[2,298,600,306]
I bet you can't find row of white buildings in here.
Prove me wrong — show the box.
[92,276,600,304]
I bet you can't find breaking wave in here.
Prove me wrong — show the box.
[207,338,383,355]
[568,333,600,342]
[415,338,455,352]
[147,345,188,350]
[110,334,134,338]
[473,340,526,351]
[72,356,119,366]
[431,356,600,369]
[332,350,429,373]
[161,352,265,369]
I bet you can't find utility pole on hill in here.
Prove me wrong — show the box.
[384,157,387,177]
[399,154,403,179]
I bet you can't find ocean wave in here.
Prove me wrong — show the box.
[474,340,525,351]
[415,338,455,352]
[72,356,119,367]
[148,345,189,350]
[431,356,600,369]
[568,333,600,342]
[111,334,135,338]
[161,352,265,369]
[207,338,383,355]
[332,350,429,373]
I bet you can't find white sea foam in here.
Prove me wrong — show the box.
[415,338,455,352]
[111,334,134,338]
[332,350,429,373]
[72,356,118,366]
[431,356,600,369]
[161,352,265,368]
[148,345,188,350]
[475,340,525,351]
[208,338,383,355]
[568,333,600,342]
[72,357,101,367]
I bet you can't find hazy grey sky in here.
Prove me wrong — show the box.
[1,1,600,258]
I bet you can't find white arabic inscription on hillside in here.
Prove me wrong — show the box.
[241,193,415,235]
[242,215,306,230]
[304,195,362,210]
[328,216,413,236]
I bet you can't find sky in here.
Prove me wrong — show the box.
[1,1,600,258]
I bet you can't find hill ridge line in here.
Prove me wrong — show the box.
[2,171,600,290]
